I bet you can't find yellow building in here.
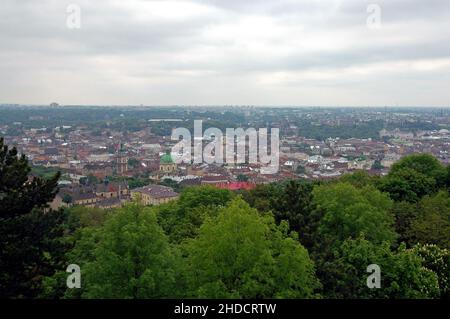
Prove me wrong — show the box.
[131,184,179,206]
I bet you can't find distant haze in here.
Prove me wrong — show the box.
[1,0,450,106]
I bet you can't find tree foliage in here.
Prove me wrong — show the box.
[408,191,450,249]
[313,182,396,246]
[157,186,234,243]
[329,237,440,298]
[0,137,60,218]
[184,198,320,298]
[411,244,450,299]
[3,145,449,299]
[80,203,180,298]
[0,137,64,298]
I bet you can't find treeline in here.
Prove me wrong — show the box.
[1,136,449,298]
[0,107,247,137]
[296,120,442,141]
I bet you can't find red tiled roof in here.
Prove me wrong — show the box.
[215,182,256,191]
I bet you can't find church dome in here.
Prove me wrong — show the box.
[160,153,174,164]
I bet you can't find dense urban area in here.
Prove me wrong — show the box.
[1,105,449,299]
[1,105,450,209]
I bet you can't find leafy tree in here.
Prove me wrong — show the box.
[127,158,139,169]
[236,174,249,182]
[31,165,61,179]
[378,168,436,203]
[295,165,306,175]
[62,194,72,204]
[408,191,450,249]
[80,202,180,298]
[67,206,108,228]
[411,244,450,299]
[377,154,447,203]
[176,185,233,215]
[41,205,112,298]
[390,201,418,244]
[339,170,378,188]
[327,237,440,298]
[184,198,320,298]
[158,178,181,192]
[313,182,396,247]
[240,184,280,213]
[80,174,99,186]
[157,186,234,243]
[311,183,399,297]
[271,181,318,248]
[241,181,321,249]
[41,225,101,299]
[127,177,151,189]
[390,153,446,188]
[371,160,384,170]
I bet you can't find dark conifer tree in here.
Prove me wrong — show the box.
[0,137,65,298]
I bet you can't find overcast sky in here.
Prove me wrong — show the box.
[1,0,450,106]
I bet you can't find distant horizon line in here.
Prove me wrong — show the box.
[1,103,450,109]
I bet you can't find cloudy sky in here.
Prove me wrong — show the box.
[1,0,450,106]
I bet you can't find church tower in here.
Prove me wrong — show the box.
[116,143,128,175]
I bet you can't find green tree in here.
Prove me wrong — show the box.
[270,181,319,249]
[184,198,320,298]
[371,160,384,170]
[329,237,440,298]
[390,200,418,244]
[62,193,72,204]
[313,182,396,247]
[379,168,436,203]
[408,191,450,249]
[390,153,446,188]
[158,178,181,192]
[0,137,60,218]
[68,206,108,228]
[80,202,180,298]
[240,184,280,213]
[411,244,450,299]
[0,137,64,298]
[127,158,139,169]
[378,154,447,203]
[157,186,234,243]
[340,170,378,188]
[87,174,99,185]
[41,225,101,299]
[236,174,249,182]
[296,165,306,175]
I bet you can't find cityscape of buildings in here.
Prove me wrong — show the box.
[1,105,450,210]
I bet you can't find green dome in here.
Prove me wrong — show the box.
[160,153,174,164]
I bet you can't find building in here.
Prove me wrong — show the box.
[159,152,177,173]
[71,192,98,207]
[95,197,123,209]
[131,184,179,206]
[81,163,113,180]
[215,182,256,191]
[200,174,229,185]
[95,181,129,198]
[116,153,128,174]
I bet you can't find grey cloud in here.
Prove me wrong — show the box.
[0,0,449,106]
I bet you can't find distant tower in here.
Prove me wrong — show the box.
[116,143,128,175]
